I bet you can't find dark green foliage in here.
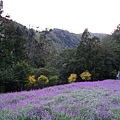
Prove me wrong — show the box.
[27,39,46,68]
[99,36,119,79]
[57,48,77,83]
[13,61,31,90]
[76,29,101,80]
[112,24,120,43]
[32,67,59,79]
[0,18,27,63]
[0,66,15,84]
[28,29,55,68]
[110,69,118,79]
[112,24,120,70]
[70,29,120,81]
[0,17,29,92]
[26,27,107,83]
[49,75,59,86]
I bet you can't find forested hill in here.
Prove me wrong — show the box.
[1,17,107,51]
[11,22,106,51]
[1,16,120,93]
[36,28,107,51]
[49,28,81,49]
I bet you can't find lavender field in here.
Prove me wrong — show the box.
[0,80,120,120]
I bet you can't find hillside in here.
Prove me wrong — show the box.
[49,29,81,50]
[0,80,120,119]
[3,18,106,52]
[1,17,113,93]
[36,28,107,51]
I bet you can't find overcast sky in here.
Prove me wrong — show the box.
[3,0,120,34]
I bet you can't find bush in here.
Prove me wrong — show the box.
[49,76,59,86]
[110,69,117,79]
[80,70,92,80]
[68,74,77,83]
[29,75,36,84]
[38,75,49,88]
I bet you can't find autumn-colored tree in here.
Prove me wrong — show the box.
[68,73,77,83]
[80,70,92,81]
[29,75,36,84]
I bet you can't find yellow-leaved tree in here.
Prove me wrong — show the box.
[80,70,92,81]
[38,75,49,88]
[68,73,77,83]
[29,75,36,84]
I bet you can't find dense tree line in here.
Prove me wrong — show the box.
[57,28,120,82]
[0,17,120,92]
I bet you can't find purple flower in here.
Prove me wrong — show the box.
[0,79,120,119]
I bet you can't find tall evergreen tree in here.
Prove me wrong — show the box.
[76,29,101,80]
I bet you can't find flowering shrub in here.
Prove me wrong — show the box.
[38,75,49,87]
[28,75,36,84]
[68,73,77,83]
[80,70,92,80]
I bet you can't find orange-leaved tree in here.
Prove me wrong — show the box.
[68,73,77,83]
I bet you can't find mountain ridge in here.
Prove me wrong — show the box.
[35,28,107,51]
[3,18,107,51]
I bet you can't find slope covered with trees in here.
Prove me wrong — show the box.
[36,28,106,51]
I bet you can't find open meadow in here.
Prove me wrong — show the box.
[0,80,120,120]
